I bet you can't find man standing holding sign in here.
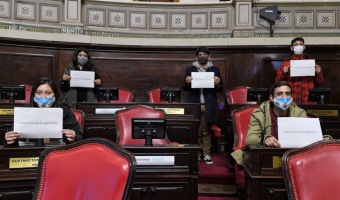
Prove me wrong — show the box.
[275,37,324,104]
[183,46,223,164]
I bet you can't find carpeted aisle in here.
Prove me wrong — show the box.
[198,152,241,199]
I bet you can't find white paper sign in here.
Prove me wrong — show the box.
[278,117,323,148]
[14,107,63,138]
[290,59,315,77]
[191,72,214,88]
[70,70,95,88]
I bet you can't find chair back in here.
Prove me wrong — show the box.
[32,138,136,200]
[148,87,161,103]
[71,108,85,131]
[147,87,179,103]
[227,86,256,104]
[231,105,257,149]
[115,105,169,145]
[282,140,340,200]
[99,87,134,103]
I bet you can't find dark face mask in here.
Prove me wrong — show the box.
[198,56,208,65]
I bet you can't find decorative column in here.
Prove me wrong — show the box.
[62,0,84,34]
[233,0,255,38]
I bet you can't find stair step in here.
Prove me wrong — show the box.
[198,183,236,196]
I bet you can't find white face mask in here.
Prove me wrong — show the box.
[273,97,293,111]
[293,45,304,55]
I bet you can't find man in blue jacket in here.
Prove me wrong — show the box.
[183,46,223,164]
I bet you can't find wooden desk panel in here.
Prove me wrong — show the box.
[0,144,199,200]
[77,102,200,145]
[243,145,291,200]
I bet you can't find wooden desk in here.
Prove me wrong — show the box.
[242,145,291,200]
[0,103,29,145]
[0,143,199,200]
[77,102,200,145]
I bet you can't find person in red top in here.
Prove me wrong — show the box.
[275,37,324,104]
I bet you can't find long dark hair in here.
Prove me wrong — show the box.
[72,47,94,70]
[30,77,61,107]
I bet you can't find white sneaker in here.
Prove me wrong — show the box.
[203,154,213,165]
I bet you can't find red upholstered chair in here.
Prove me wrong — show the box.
[115,105,176,145]
[282,140,340,200]
[231,105,257,196]
[147,87,179,103]
[99,87,134,103]
[148,87,161,103]
[32,138,136,200]
[71,108,85,131]
[226,86,256,104]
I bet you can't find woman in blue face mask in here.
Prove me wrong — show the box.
[4,77,83,147]
[60,47,102,108]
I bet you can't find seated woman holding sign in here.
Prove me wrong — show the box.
[4,77,83,147]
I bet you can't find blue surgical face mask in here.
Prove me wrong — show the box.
[34,97,56,108]
[273,97,293,111]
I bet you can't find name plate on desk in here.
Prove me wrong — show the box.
[135,156,174,165]
[156,108,184,115]
[272,156,282,169]
[0,108,14,115]
[9,157,39,169]
[95,108,125,114]
[307,109,338,117]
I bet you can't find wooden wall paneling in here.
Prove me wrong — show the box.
[0,51,56,86]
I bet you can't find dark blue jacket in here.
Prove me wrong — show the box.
[182,65,223,123]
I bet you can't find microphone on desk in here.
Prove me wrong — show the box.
[260,125,277,146]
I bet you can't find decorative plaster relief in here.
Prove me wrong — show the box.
[170,13,187,29]
[316,10,335,28]
[276,11,291,28]
[0,0,10,18]
[295,11,314,28]
[40,4,59,23]
[130,12,147,29]
[109,10,126,28]
[150,12,167,29]
[88,9,105,26]
[191,12,207,29]
[211,12,228,29]
[15,1,35,21]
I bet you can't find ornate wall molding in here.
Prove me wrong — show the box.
[0,0,340,45]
